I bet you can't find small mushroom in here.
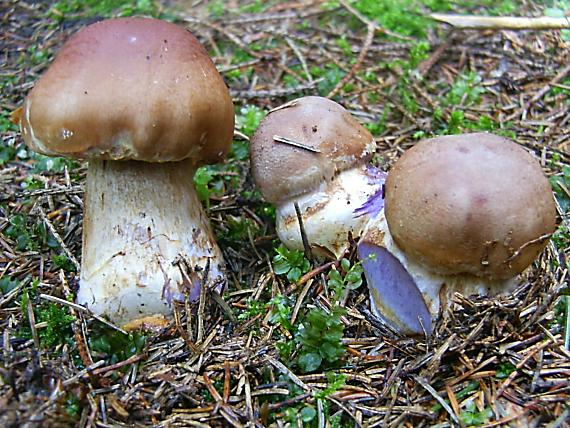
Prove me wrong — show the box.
[358,133,557,335]
[250,96,382,258]
[20,18,234,327]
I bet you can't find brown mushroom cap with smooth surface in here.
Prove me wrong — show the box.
[250,96,376,204]
[21,17,233,163]
[20,17,234,327]
[384,133,557,280]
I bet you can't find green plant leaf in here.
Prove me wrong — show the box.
[300,405,317,422]
[298,352,322,373]
[0,276,18,295]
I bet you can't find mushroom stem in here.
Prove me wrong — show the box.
[77,159,225,326]
[275,165,382,259]
[360,211,517,334]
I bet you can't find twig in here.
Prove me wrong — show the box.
[266,356,311,392]
[317,397,325,428]
[328,23,375,98]
[91,353,145,376]
[417,38,453,77]
[294,201,313,261]
[448,356,497,387]
[506,233,553,263]
[268,98,299,114]
[284,36,313,84]
[230,80,320,99]
[219,58,262,74]
[430,14,570,29]
[197,271,206,345]
[62,360,106,387]
[39,294,127,334]
[240,363,255,424]
[202,373,243,427]
[291,279,313,326]
[291,261,337,291]
[35,202,81,271]
[211,289,237,323]
[4,185,84,201]
[60,270,93,368]
[565,295,570,350]
[479,409,531,427]
[497,339,553,397]
[26,295,41,352]
[523,63,570,114]
[414,376,459,425]
[221,8,326,25]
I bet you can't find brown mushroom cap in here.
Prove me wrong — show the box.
[385,133,557,280]
[21,17,234,165]
[250,96,375,204]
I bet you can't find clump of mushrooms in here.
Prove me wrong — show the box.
[250,96,383,259]
[20,17,234,328]
[358,133,557,335]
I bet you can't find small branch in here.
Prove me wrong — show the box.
[26,296,41,352]
[268,99,299,114]
[524,62,570,113]
[290,279,313,326]
[35,202,81,272]
[39,293,127,334]
[266,356,311,392]
[230,80,320,99]
[60,270,94,368]
[294,201,313,261]
[506,233,553,263]
[431,13,570,30]
[414,376,459,425]
[328,23,375,98]
[3,185,83,201]
[91,353,144,376]
[211,289,237,323]
[285,36,313,84]
[417,38,453,77]
[287,260,337,294]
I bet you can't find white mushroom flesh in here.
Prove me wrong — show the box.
[77,159,225,326]
[275,166,381,258]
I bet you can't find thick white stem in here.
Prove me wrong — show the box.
[275,166,380,259]
[77,159,225,327]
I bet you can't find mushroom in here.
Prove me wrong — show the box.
[20,18,234,327]
[250,96,382,259]
[358,133,557,335]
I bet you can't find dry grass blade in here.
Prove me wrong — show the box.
[431,13,570,29]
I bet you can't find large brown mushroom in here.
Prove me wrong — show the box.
[250,96,382,258]
[358,133,557,335]
[20,17,234,327]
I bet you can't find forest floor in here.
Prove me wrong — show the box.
[0,0,569,426]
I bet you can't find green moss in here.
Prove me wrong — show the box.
[49,0,161,20]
